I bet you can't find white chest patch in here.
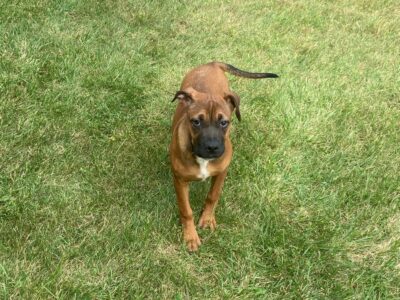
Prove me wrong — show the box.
[196,157,210,181]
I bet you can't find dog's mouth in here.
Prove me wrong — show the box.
[194,152,221,160]
[192,147,224,160]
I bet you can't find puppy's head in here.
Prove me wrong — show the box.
[172,87,240,159]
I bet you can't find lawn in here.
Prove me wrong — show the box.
[1,0,399,298]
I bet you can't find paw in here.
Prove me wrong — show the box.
[198,212,217,231]
[183,227,201,251]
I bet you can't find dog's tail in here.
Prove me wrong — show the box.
[216,62,279,79]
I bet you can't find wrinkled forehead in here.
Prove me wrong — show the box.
[188,100,231,120]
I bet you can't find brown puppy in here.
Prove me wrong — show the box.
[170,62,278,251]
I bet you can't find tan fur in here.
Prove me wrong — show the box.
[169,62,236,251]
[170,61,277,251]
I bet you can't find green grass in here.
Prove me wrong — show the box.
[1,0,399,298]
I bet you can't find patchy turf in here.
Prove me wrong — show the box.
[1,0,399,298]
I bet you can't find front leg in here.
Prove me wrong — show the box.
[173,175,201,251]
[199,169,227,231]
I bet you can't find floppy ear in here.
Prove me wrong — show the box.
[172,87,199,105]
[225,92,241,121]
[172,90,192,104]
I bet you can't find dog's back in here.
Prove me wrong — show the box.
[180,62,229,96]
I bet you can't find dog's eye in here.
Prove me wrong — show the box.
[220,120,229,128]
[191,119,201,127]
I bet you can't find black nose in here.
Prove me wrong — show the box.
[207,145,219,152]
[206,140,220,153]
